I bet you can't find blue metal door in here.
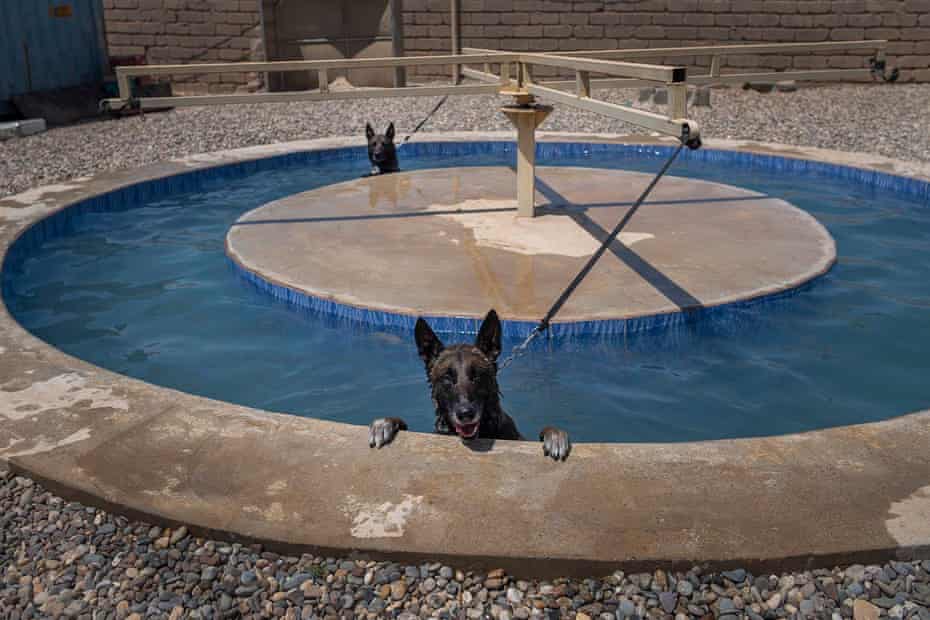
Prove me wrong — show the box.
[0,0,107,104]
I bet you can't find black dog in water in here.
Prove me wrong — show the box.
[368,310,572,461]
[366,122,399,175]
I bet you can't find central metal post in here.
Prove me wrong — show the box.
[501,92,552,217]
[514,110,538,217]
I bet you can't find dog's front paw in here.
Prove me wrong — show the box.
[539,426,571,461]
[368,417,408,449]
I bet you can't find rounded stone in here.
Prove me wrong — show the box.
[420,578,436,594]
[390,580,407,600]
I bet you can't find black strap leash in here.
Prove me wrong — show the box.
[498,141,688,372]
[397,95,449,149]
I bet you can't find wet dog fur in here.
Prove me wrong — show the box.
[368,310,571,461]
[366,122,399,175]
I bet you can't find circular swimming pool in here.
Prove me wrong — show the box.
[4,140,929,443]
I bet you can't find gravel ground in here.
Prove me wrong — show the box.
[2,82,929,199]
[3,83,930,618]
[2,470,930,620]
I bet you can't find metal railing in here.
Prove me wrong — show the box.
[464,40,890,91]
[105,53,519,110]
[101,39,891,145]
[102,49,698,141]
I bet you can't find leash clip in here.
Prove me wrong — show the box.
[680,122,702,151]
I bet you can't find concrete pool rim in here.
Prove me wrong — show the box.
[2,132,930,577]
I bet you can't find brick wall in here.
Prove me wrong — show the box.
[103,0,930,90]
[403,0,930,82]
[103,0,264,94]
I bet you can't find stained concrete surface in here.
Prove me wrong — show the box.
[227,167,836,325]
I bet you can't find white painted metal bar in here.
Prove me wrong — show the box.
[525,83,689,138]
[117,71,132,101]
[556,40,887,59]
[515,112,538,217]
[461,66,502,83]
[390,0,406,87]
[104,83,501,110]
[536,68,874,91]
[499,61,511,86]
[690,68,875,84]
[668,84,687,120]
[450,0,460,84]
[113,53,521,79]
[576,70,591,98]
[519,53,685,83]
[522,62,534,85]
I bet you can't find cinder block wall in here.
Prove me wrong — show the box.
[103,0,264,94]
[403,0,929,81]
[102,0,930,92]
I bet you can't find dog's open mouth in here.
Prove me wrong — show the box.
[454,422,480,439]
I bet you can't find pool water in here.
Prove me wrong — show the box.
[4,143,930,443]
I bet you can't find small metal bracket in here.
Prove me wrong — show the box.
[99,97,141,117]
[499,88,535,107]
[680,122,702,150]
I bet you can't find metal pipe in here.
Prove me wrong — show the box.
[450,0,460,84]
[105,83,502,110]
[257,0,273,91]
[576,70,590,98]
[113,53,520,77]
[526,82,689,139]
[520,53,686,83]
[555,39,888,59]
[668,83,687,120]
[391,0,406,87]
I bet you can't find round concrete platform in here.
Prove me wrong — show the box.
[226,166,836,329]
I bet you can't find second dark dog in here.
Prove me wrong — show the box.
[368,310,572,461]
[366,122,399,175]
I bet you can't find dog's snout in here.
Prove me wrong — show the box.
[453,404,478,422]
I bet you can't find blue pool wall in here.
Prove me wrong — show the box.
[4,141,929,339]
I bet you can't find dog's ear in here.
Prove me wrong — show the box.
[366,123,375,141]
[415,317,444,371]
[475,309,502,362]
[385,122,395,141]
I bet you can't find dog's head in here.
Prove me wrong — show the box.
[414,310,502,440]
[366,122,396,168]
